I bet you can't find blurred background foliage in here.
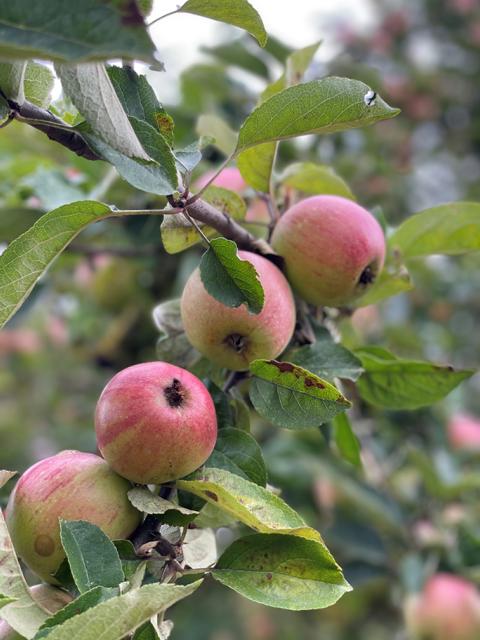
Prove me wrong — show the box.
[1,0,480,638]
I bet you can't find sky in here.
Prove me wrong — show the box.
[147,0,377,101]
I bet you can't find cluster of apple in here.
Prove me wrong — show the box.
[5,167,386,592]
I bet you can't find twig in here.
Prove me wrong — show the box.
[147,9,180,27]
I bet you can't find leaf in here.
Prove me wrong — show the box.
[333,413,361,468]
[153,299,200,368]
[207,428,267,486]
[179,0,267,47]
[107,66,173,144]
[355,347,475,410]
[354,264,413,306]
[196,114,237,156]
[213,533,351,610]
[279,162,354,199]
[177,467,321,542]
[35,586,118,639]
[56,62,149,160]
[0,61,26,103]
[32,581,202,640]
[24,61,55,108]
[389,202,480,259]
[0,0,155,62]
[261,40,321,101]
[202,40,270,79]
[183,528,217,569]
[0,201,112,329]
[289,326,363,382]
[79,127,178,196]
[60,521,124,594]
[237,77,400,152]
[0,510,49,638]
[23,167,85,211]
[174,142,202,173]
[161,187,246,254]
[128,488,198,520]
[199,238,264,314]
[249,359,351,429]
[0,470,16,489]
[127,117,177,185]
[237,143,276,193]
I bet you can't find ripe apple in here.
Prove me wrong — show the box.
[447,414,480,451]
[181,251,296,371]
[271,195,386,307]
[5,451,141,583]
[95,362,217,484]
[195,167,246,192]
[0,584,72,639]
[404,573,480,640]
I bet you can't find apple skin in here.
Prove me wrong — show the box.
[271,195,386,307]
[0,584,72,639]
[447,414,480,451]
[195,167,246,192]
[95,362,217,484]
[181,251,296,371]
[404,574,480,640]
[5,451,141,584]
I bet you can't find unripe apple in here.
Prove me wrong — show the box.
[195,167,246,192]
[95,362,217,484]
[447,414,480,451]
[0,584,72,639]
[271,195,386,307]
[404,574,480,640]
[181,251,296,371]
[5,451,141,583]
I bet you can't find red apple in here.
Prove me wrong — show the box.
[95,362,217,484]
[195,167,246,192]
[447,414,480,451]
[271,195,386,307]
[404,574,480,640]
[5,451,141,583]
[181,251,296,371]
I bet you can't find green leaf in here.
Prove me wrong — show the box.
[174,142,202,173]
[60,521,124,594]
[0,0,155,62]
[35,586,118,639]
[355,347,475,410]
[153,299,200,368]
[23,167,85,211]
[179,0,267,47]
[31,581,202,640]
[237,77,400,152]
[389,202,480,259]
[196,114,237,157]
[0,200,112,329]
[24,61,55,108]
[127,488,198,520]
[237,143,276,193]
[0,509,49,638]
[79,127,178,196]
[178,467,321,541]
[207,428,267,486]
[0,61,26,103]
[213,533,351,610]
[161,187,246,254]
[202,40,270,79]
[289,326,363,382]
[261,40,321,101]
[354,264,413,306]
[128,117,177,184]
[107,66,173,145]
[56,63,150,160]
[249,359,351,429]
[199,237,264,314]
[279,162,354,199]
[333,413,362,468]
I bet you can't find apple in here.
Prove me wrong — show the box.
[181,251,296,371]
[271,195,386,307]
[447,414,480,451]
[195,167,246,192]
[0,584,72,639]
[5,451,141,583]
[95,362,217,484]
[404,574,480,640]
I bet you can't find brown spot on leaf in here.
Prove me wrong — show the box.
[271,361,295,374]
[155,113,174,139]
[304,377,325,389]
[204,491,218,502]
